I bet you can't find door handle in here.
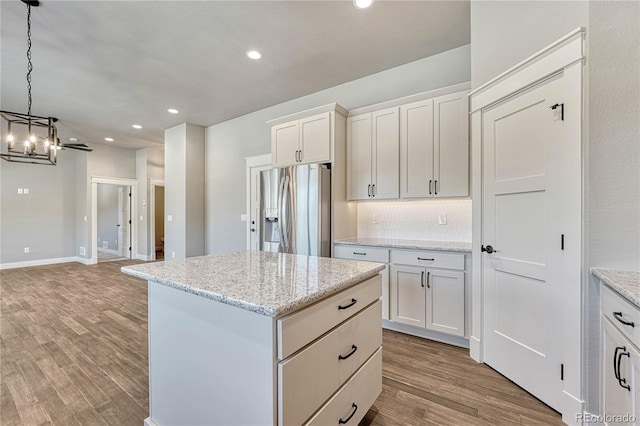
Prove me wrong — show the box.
[434,180,438,195]
[615,346,631,391]
[338,344,358,360]
[338,403,358,425]
[481,245,496,254]
[372,184,376,197]
[298,150,302,162]
[427,271,431,288]
[429,180,433,195]
[421,271,425,288]
[368,184,371,197]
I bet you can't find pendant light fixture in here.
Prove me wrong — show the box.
[1,0,60,165]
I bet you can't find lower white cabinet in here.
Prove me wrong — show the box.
[390,264,464,336]
[600,283,640,425]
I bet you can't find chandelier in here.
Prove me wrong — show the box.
[1,0,60,165]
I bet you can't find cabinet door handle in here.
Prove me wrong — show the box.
[353,252,367,256]
[614,311,635,328]
[338,403,358,424]
[427,271,431,288]
[434,179,438,195]
[298,149,302,162]
[615,346,631,391]
[417,257,435,261]
[338,298,357,310]
[372,184,376,197]
[367,184,371,197]
[338,344,358,360]
[429,180,433,195]
[421,271,425,288]
[614,346,622,381]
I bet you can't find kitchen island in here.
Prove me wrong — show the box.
[122,251,385,426]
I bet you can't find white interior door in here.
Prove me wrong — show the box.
[118,187,131,258]
[482,75,565,411]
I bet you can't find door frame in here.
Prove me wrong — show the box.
[469,27,586,422]
[91,176,138,265]
[149,179,165,261]
[245,154,271,250]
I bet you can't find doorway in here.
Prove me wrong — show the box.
[245,154,272,250]
[149,179,165,260]
[96,183,131,262]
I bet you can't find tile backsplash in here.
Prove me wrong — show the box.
[357,199,472,242]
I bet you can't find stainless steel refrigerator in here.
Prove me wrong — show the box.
[260,163,331,257]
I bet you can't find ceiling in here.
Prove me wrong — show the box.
[0,1,470,150]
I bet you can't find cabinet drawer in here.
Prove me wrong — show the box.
[334,245,390,263]
[305,347,382,426]
[277,274,381,360]
[391,249,464,270]
[602,284,640,346]
[278,301,382,426]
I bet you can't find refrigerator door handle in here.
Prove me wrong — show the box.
[279,174,290,250]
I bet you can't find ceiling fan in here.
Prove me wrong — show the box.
[57,139,93,152]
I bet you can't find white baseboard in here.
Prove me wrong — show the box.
[470,336,482,362]
[562,391,586,425]
[0,256,80,270]
[144,418,158,426]
[135,254,152,261]
[75,256,93,265]
[382,320,470,349]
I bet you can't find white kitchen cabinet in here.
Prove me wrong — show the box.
[390,265,464,336]
[399,90,469,198]
[600,283,640,425]
[271,111,332,167]
[347,107,399,200]
[390,264,426,328]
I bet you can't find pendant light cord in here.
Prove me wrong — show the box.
[26,4,33,117]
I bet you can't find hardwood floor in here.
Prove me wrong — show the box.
[1,261,563,425]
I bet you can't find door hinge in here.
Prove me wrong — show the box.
[129,219,132,224]
[561,363,564,381]
[551,103,565,121]
[129,192,132,197]
[561,234,565,251]
[129,246,132,251]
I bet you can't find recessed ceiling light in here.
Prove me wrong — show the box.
[104,137,114,142]
[167,108,179,114]
[246,50,262,60]
[69,137,78,142]
[353,0,373,9]
[132,124,142,129]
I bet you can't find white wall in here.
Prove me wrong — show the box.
[0,150,80,264]
[205,44,471,254]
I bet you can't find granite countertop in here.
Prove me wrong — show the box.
[122,251,385,318]
[592,268,640,308]
[334,237,472,253]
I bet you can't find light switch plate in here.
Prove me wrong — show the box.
[438,213,447,225]
[240,214,248,222]
[23,188,29,195]
[18,188,23,194]
[167,215,173,222]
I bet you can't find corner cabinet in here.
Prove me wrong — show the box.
[269,105,348,168]
[347,108,399,200]
[400,90,469,198]
[600,283,640,425]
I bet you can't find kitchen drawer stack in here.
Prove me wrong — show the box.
[600,283,640,425]
[277,274,383,426]
[334,242,469,346]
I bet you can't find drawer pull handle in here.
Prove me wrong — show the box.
[338,298,357,310]
[338,403,358,424]
[614,311,635,327]
[353,252,367,256]
[338,344,358,360]
[417,257,435,261]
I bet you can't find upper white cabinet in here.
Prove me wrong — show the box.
[272,112,331,167]
[400,90,469,198]
[347,107,399,201]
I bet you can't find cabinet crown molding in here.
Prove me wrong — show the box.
[347,82,471,117]
[266,103,348,127]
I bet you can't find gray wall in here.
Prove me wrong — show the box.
[470,1,588,88]
[470,0,640,412]
[0,150,79,264]
[586,0,640,411]
[165,123,205,259]
[97,184,124,251]
[205,44,471,254]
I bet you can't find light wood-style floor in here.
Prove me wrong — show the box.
[1,261,563,426]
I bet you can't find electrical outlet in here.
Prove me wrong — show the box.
[24,247,30,253]
[438,213,447,225]
[172,251,176,258]
[17,188,23,194]
[167,215,173,222]
[79,246,86,256]
[102,241,108,248]
[23,188,29,195]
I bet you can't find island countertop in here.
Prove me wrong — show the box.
[122,251,385,318]
[592,268,640,308]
